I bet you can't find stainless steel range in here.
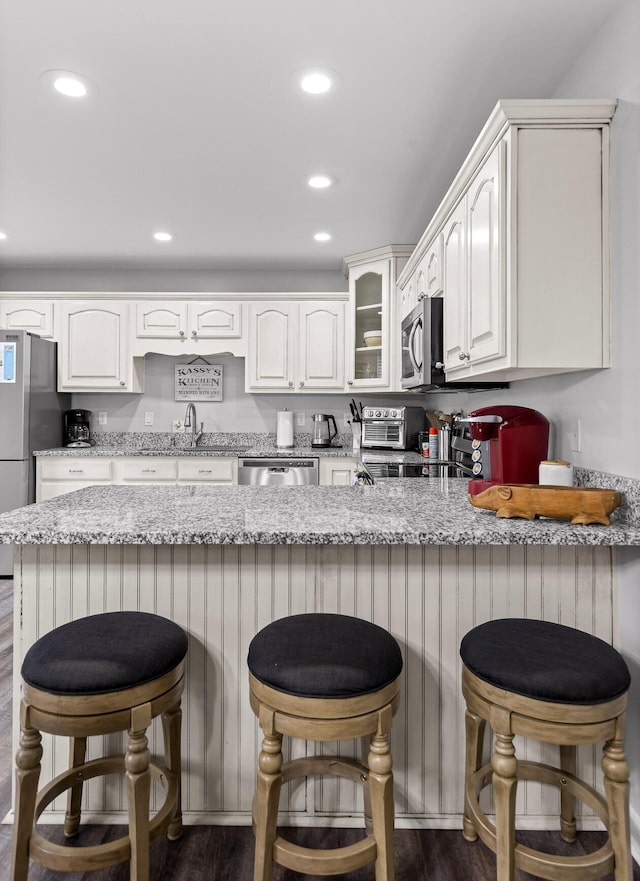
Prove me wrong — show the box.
[360,405,425,451]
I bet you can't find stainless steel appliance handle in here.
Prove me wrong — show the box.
[407,321,420,376]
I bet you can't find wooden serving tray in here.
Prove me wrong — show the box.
[468,484,622,525]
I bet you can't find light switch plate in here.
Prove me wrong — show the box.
[173,419,185,433]
[296,412,306,427]
[144,411,154,426]
[568,419,582,452]
[98,411,107,426]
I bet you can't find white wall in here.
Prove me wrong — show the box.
[74,351,425,435]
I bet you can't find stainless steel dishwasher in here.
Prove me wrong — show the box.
[238,457,319,486]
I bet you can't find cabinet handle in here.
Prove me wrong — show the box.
[458,352,471,361]
[288,381,294,387]
[68,468,84,474]
[299,381,305,388]
[198,469,212,474]
[142,468,156,473]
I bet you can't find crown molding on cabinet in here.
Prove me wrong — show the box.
[0,290,348,301]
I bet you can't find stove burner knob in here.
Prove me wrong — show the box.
[375,410,382,417]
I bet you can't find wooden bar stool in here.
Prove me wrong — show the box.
[460,617,632,881]
[247,613,403,881]
[11,611,188,881]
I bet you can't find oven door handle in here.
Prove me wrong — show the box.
[407,321,421,376]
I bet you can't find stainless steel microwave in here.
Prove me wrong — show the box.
[401,297,446,390]
[400,298,509,392]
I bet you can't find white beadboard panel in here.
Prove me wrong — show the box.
[12,544,614,827]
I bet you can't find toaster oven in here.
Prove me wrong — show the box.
[360,405,425,450]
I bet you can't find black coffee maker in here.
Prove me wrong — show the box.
[63,409,92,447]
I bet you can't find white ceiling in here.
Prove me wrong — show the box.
[0,0,621,272]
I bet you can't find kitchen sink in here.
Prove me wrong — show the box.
[181,446,249,453]
[137,446,249,454]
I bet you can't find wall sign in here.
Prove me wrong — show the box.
[175,364,223,401]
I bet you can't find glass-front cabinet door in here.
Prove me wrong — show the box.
[347,260,390,390]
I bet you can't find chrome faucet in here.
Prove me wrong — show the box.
[184,403,203,447]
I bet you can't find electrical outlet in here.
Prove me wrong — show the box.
[568,419,582,453]
[144,411,154,426]
[172,419,185,433]
[342,411,351,428]
[296,412,306,427]
[98,411,107,426]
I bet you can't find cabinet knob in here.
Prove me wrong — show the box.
[458,352,470,361]
[347,380,353,386]
[179,330,185,336]
[120,381,126,386]
[192,330,197,337]
[299,381,304,388]
[435,361,444,369]
[288,381,294,387]
[417,293,425,301]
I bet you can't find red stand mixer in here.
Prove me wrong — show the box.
[459,405,550,496]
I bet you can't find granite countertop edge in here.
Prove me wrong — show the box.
[1,481,640,547]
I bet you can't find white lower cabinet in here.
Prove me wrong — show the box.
[319,458,358,486]
[36,456,239,499]
[177,458,237,484]
[37,458,113,501]
[246,300,346,392]
[114,458,177,484]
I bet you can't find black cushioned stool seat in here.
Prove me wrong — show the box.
[11,611,188,881]
[248,613,403,881]
[460,618,632,881]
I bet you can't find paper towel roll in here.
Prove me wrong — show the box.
[276,409,294,448]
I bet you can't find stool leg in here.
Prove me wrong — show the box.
[126,705,152,881]
[602,729,632,881]
[368,731,395,881]
[463,708,486,842]
[253,722,283,881]
[162,700,183,841]
[64,736,87,838]
[559,744,577,843]
[492,732,517,881]
[11,704,43,881]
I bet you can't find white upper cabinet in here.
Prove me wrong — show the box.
[0,299,54,338]
[297,301,345,390]
[58,301,144,392]
[398,99,617,383]
[343,246,413,391]
[246,300,345,392]
[135,301,242,341]
[444,142,504,374]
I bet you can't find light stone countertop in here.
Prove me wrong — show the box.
[1,480,640,546]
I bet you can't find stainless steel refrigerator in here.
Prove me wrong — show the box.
[0,329,70,575]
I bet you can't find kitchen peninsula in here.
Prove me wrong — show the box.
[2,477,640,831]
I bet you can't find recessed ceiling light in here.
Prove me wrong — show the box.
[294,67,341,96]
[308,175,335,189]
[0,232,7,241]
[153,232,173,242]
[41,69,93,98]
[314,232,332,242]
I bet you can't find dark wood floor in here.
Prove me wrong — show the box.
[0,577,637,881]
